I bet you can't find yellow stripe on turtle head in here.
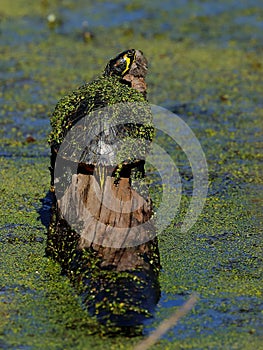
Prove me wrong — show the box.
[121,54,131,75]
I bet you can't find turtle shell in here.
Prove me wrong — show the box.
[49,50,153,189]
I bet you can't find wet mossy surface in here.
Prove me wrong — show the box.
[1,0,263,349]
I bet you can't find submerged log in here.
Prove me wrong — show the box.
[46,49,161,329]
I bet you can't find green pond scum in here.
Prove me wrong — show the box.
[0,0,262,349]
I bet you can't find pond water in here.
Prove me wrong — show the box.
[0,0,262,349]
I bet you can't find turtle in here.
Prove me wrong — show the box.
[48,49,154,189]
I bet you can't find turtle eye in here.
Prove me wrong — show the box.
[126,49,135,58]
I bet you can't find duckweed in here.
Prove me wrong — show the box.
[1,0,262,349]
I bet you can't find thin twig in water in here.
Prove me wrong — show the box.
[133,293,198,350]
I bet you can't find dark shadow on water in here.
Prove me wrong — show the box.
[38,190,54,229]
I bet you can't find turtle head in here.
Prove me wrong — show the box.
[104,49,148,96]
[104,49,136,77]
[104,49,147,79]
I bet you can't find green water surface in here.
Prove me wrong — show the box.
[0,1,262,349]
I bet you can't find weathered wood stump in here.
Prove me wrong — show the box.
[46,49,161,329]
